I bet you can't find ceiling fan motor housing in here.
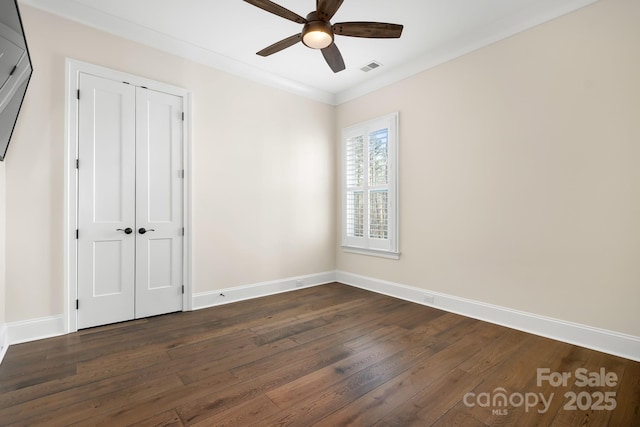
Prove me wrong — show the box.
[302,11,334,49]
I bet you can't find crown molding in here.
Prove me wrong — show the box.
[20,0,599,106]
[19,0,337,105]
[336,0,600,104]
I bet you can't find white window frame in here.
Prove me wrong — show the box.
[341,112,399,259]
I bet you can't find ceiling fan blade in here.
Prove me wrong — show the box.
[317,0,344,21]
[321,43,345,73]
[256,34,302,56]
[244,0,306,24]
[333,22,404,38]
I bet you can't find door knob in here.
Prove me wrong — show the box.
[138,227,155,234]
[116,228,133,234]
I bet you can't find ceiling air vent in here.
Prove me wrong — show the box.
[360,61,382,72]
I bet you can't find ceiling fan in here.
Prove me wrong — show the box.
[243,0,404,73]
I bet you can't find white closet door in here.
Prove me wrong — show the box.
[77,73,136,329]
[134,87,184,318]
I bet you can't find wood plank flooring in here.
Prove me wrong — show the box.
[0,283,638,426]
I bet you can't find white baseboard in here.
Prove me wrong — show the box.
[6,315,66,345]
[0,324,8,366]
[192,271,337,310]
[337,271,640,362]
[1,272,637,364]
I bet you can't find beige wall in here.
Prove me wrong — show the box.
[337,0,640,336]
[5,6,335,322]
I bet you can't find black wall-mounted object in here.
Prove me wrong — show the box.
[0,0,33,161]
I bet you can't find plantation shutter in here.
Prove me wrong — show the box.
[342,113,398,255]
[346,133,364,238]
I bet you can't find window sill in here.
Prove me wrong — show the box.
[341,246,400,260]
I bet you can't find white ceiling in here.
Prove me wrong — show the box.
[20,0,598,104]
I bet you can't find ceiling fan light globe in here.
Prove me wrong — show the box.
[303,30,332,49]
[302,20,334,49]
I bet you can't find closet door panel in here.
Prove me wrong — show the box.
[77,73,136,329]
[135,87,184,318]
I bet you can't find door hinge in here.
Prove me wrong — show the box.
[181,112,184,121]
[76,159,79,169]
[77,89,80,100]
[76,229,79,239]
[179,169,184,178]
[181,285,185,294]
[76,300,79,310]
[181,227,185,236]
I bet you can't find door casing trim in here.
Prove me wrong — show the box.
[64,58,193,333]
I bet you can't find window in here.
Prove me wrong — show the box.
[342,112,399,258]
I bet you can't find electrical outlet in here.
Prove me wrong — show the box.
[295,279,304,287]
[423,294,435,304]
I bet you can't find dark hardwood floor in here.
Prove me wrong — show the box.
[0,283,638,426]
